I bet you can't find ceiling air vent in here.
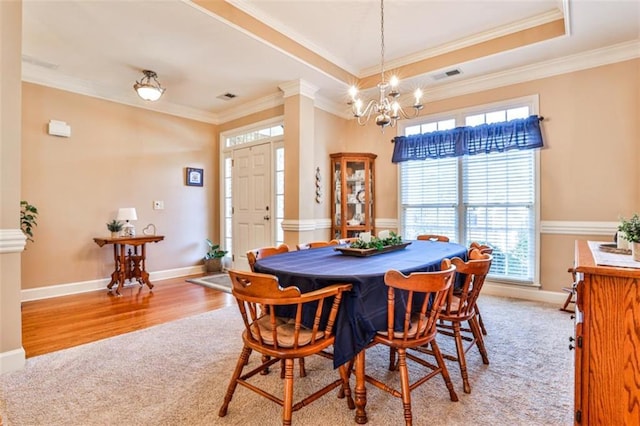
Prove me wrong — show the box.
[216,92,237,101]
[431,68,462,81]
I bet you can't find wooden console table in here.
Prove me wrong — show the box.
[93,235,164,295]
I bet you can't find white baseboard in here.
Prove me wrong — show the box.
[483,281,567,305]
[21,265,205,302]
[0,347,26,374]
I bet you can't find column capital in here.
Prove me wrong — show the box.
[278,79,319,99]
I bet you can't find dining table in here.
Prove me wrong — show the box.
[253,239,468,423]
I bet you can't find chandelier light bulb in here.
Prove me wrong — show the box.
[414,88,423,107]
[349,86,359,100]
[389,75,399,88]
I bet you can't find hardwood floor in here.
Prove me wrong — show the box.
[21,274,234,358]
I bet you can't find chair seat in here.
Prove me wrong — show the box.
[249,315,324,347]
[376,312,428,339]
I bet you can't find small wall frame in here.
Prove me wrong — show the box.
[186,167,203,187]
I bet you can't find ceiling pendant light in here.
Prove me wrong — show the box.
[133,69,166,102]
[348,0,423,131]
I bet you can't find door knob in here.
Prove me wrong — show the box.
[263,215,270,221]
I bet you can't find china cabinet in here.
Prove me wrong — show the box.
[330,152,376,239]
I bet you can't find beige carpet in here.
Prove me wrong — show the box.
[0,295,573,425]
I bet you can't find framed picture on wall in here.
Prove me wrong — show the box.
[186,167,204,187]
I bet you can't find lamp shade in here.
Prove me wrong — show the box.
[116,207,137,221]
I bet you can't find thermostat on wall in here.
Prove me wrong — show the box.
[48,120,71,138]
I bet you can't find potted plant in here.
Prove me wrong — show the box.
[618,213,640,260]
[106,219,124,238]
[204,239,228,273]
[20,200,38,243]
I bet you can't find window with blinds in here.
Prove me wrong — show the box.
[400,102,538,283]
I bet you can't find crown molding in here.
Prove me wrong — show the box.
[21,64,218,124]
[278,79,319,99]
[215,91,284,124]
[360,9,565,76]
[0,229,26,254]
[22,36,639,128]
[422,39,640,104]
[227,0,359,76]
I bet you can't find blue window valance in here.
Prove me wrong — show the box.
[391,115,544,163]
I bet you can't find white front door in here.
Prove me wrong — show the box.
[233,143,272,270]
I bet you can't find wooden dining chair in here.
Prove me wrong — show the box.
[417,234,450,242]
[247,244,290,272]
[560,267,577,313]
[296,240,338,250]
[219,270,354,425]
[467,242,494,335]
[336,237,359,245]
[363,260,458,425]
[428,249,492,394]
[246,243,303,376]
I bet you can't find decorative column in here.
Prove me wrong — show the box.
[0,0,27,373]
[278,80,319,246]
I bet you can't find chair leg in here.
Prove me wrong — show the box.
[469,316,489,365]
[388,347,397,371]
[560,289,575,313]
[475,303,487,335]
[430,340,458,402]
[452,321,471,394]
[397,349,413,426]
[299,357,307,377]
[282,358,295,426]
[280,358,306,378]
[219,345,252,417]
[338,363,356,409]
[260,354,270,375]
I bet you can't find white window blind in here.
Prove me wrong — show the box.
[400,102,537,283]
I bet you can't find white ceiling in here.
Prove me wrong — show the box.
[21,0,640,124]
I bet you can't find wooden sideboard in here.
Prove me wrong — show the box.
[573,240,640,424]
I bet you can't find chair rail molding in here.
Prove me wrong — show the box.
[0,229,26,253]
[540,220,618,236]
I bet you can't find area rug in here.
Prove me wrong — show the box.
[0,295,573,425]
[186,272,231,293]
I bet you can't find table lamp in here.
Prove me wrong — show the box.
[117,207,138,237]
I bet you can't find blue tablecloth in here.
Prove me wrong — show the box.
[253,240,468,367]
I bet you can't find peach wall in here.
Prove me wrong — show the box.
[313,108,349,240]
[18,59,640,297]
[21,83,218,290]
[357,59,639,293]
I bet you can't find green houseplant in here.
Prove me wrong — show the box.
[20,200,38,243]
[106,220,124,238]
[618,213,640,260]
[204,239,228,273]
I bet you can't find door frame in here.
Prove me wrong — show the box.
[219,117,284,270]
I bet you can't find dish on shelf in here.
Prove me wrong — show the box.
[356,190,365,203]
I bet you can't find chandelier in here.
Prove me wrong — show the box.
[133,70,166,102]
[348,0,423,130]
